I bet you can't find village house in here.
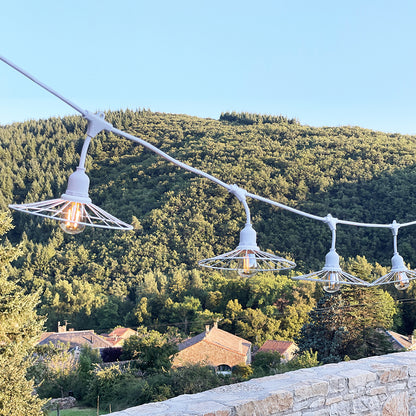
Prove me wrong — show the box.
[102,327,137,347]
[385,330,416,351]
[172,322,251,372]
[257,340,298,362]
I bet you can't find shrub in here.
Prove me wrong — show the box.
[169,364,227,395]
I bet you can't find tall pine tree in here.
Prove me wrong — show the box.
[296,286,396,364]
[0,213,46,416]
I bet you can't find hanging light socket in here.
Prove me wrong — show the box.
[60,167,92,204]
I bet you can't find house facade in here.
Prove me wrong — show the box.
[172,322,251,371]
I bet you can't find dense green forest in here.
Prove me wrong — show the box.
[2,109,416,340]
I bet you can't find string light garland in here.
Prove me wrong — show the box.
[2,54,416,293]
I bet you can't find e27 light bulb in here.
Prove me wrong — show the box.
[394,271,410,291]
[323,271,342,293]
[237,250,258,278]
[59,202,86,234]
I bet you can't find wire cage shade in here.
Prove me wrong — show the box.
[291,269,369,286]
[370,253,416,290]
[198,247,296,272]
[371,270,416,289]
[9,198,133,231]
[291,249,369,292]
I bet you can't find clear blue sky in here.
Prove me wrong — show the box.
[1,0,415,134]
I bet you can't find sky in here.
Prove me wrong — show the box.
[1,0,416,134]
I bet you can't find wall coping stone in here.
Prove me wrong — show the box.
[108,351,416,416]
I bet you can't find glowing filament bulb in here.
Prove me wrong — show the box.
[59,202,86,235]
[237,250,258,278]
[323,271,341,293]
[394,271,410,291]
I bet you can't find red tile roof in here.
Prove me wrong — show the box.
[109,327,136,338]
[258,340,295,354]
[178,325,251,356]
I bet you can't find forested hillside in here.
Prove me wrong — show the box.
[2,110,416,339]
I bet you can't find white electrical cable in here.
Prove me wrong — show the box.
[2,54,415,234]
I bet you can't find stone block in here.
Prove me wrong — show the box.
[351,396,381,414]
[310,397,325,408]
[343,369,377,390]
[203,411,231,416]
[387,382,407,392]
[325,396,342,406]
[293,399,312,412]
[330,400,352,416]
[184,401,232,415]
[371,364,408,383]
[367,386,387,396]
[327,375,347,394]
[229,390,293,416]
[382,391,408,416]
[267,390,294,412]
[294,380,329,400]
[407,364,416,377]
[408,378,416,389]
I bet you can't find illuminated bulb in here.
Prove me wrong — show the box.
[323,271,341,293]
[237,250,258,278]
[394,271,410,291]
[59,202,86,234]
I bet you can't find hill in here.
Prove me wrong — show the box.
[1,110,416,336]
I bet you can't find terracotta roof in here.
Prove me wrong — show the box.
[109,327,137,339]
[178,326,251,356]
[258,340,295,354]
[101,335,120,346]
[386,330,416,350]
[39,330,113,349]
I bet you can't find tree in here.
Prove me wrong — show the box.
[169,364,224,395]
[296,285,397,363]
[30,342,78,399]
[0,213,46,415]
[121,327,178,374]
[251,350,282,377]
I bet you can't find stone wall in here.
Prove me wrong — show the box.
[108,350,416,415]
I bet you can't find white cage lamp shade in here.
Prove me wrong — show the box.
[291,215,369,292]
[371,222,416,290]
[9,167,133,233]
[371,253,416,290]
[198,223,296,277]
[292,248,369,293]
